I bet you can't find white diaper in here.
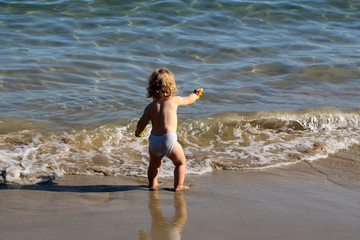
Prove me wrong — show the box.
[149,132,177,158]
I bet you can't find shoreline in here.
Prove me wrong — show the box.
[1,149,360,240]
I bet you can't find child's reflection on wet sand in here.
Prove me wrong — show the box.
[139,191,187,240]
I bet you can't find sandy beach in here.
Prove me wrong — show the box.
[1,149,360,240]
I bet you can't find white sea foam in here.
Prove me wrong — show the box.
[178,109,360,171]
[0,110,359,184]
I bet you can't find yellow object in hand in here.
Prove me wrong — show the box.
[196,88,203,100]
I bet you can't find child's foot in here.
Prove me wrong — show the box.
[148,183,163,190]
[174,185,190,192]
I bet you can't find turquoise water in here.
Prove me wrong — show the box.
[0,0,360,184]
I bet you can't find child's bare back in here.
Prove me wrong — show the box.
[140,95,199,136]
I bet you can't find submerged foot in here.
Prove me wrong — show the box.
[148,183,163,190]
[174,185,190,192]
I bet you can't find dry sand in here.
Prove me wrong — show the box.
[1,149,360,240]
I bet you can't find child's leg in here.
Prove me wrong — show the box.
[169,142,190,191]
[148,149,162,188]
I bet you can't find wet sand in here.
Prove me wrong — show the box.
[1,149,360,240]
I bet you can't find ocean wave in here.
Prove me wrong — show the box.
[1,108,359,184]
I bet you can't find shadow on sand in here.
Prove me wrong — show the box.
[0,182,175,193]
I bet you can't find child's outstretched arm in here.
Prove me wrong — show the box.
[176,88,203,106]
[135,107,150,137]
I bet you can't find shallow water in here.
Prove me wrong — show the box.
[0,0,360,183]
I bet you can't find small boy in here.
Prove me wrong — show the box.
[135,68,202,191]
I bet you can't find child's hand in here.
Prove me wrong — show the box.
[194,88,203,100]
[136,132,144,138]
[135,116,151,137]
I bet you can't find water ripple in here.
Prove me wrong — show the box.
[0,0,359,124]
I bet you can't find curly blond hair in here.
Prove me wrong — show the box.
[147,68,179,100]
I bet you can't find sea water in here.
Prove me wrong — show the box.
[0,0,359,184]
